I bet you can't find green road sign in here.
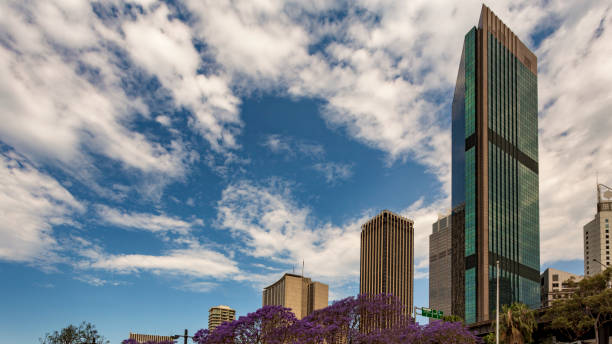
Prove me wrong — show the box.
[420,308,444,319]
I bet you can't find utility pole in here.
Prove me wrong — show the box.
[496,260,500,344]
[184,329,188,344]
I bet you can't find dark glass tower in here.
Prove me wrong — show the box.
[451,5,540,323]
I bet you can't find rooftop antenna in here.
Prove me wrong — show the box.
[597,171,600,203]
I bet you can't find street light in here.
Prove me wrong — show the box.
[172,329,192,344]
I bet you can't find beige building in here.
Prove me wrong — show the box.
[584,183,612,276]
[128,333,174,343]
[429,212,452,316]
[262,273,328,319]
[360,210,414,315]
[540,268,582,308]
[208,305,236,331]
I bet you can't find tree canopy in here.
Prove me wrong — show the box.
[543,267,612,342]
[189,294,480,344]
[40,321,108,344]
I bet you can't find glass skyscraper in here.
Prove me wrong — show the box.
[451,5,540,324]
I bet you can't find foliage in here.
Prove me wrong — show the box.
[442,314,464,323]
[193,294,480,344]
[543,267,612,343]
[40,321,108,344]
[483,332,495,344]
[498,303,536,344]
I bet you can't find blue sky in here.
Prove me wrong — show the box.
[1,0,612,343]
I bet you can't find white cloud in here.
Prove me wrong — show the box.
[216,180,364,285]
[79,243,239,279]
[262,134,294,156]
[75,274,125,287]
[0,152,83,264]
[534,0,612,263]
[176,281,219,293]
[312,162,353,184]
[96,205,196,235]
[0,1,191,180]
[121,3,242,153]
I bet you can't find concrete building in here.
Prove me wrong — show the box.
[429,213,452,316]
[540,268,582,308]
[584,183,612,276]
[128,333,174,343]
[262,273,328,319]
[451,5,541,323]
[208,305,236,331]
[360,210,414,315]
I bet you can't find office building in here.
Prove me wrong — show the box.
[540,268,582,308]
[208,305,236,331]
[451,5,540,323]
[262,273,328,319]
[128,333,174,343]
[584,183,612,276]
[429,213,452,316]
[360,210,414,315]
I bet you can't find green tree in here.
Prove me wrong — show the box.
[483,332,495,344]
[442,314,464,323]
[40,321,109,344]
[498,303,536,344]
[543,267,612,343]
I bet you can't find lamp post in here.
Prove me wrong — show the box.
[496,260,500,344]
[172,329,191,344]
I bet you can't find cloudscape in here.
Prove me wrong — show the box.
[1,0,611,342]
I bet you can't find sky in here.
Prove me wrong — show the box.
[1,0,611,342]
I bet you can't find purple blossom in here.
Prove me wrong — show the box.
[191,294,480,344]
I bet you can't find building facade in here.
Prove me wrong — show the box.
[128,333,175,343]
[584,183,612,276]
[451,5,540,323]
[360,210,414,315]
[208,305,236,331]
[429,213,452,316]
[262,273,328,319]
[540,268,582,308]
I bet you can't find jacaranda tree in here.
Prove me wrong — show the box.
[189,294,480,344]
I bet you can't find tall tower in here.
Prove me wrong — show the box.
[360,210,414,314]
[451,5,540,323]
[584,183,612,276]
[429,213,452,316]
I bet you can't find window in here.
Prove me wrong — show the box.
[553,274,559,281]
[553,283,559,288]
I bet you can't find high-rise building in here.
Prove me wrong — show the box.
[208,305,236,331]
[360,210,414,315]
[262,273,328,319]
[429,213,452,316]
[584,183,612,276]
[451,5,540,323]
[540,268,582,308]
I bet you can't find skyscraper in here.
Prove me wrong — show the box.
[208,305,236,331]
[451,5,540,323]
[584,183,612,276]
[262,273,328,319]
[360,210,414,315]
[429,213,452,316]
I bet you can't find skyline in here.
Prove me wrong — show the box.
[1,0,611,343]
